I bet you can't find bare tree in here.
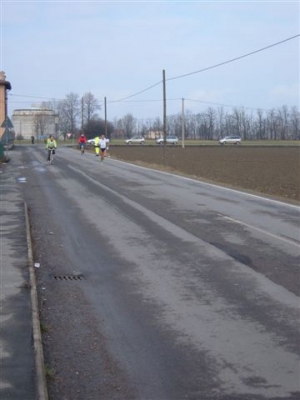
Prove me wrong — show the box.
[183,110,194,139]
[158,105,297,141]
[50,90,299,142]
[116,113,136,138]
[277,106,289,140]
[81,93,101,127]
[255,109,267,140]
[224,114,235,136]
[40,100,59,114]
[192,114,200,139]
[266,109,277,140]
[290,106,300,139]
[167,114,181,137]
[206,107,216,140]
[244,111,254,140]
[216,107,225,139]
[33,111,50,139]
[138,119,151,137]
[232,107,243,137]
[83,117,114,139]
[58,93,80,137]
[151,117,163,132]
[39,101,59,137]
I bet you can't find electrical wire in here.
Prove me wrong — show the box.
[109,80,162,103]
[6,34,299,109]
[167,34,300,81]
[184,98,269,111]
[8,93,62,101]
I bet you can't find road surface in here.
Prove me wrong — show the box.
[18,145,300,400]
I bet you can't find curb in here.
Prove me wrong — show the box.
[24,202,49,400]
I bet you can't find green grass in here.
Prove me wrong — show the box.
[110,139,300,147]
[40,322,50,333]
[44,365,55,380]
[13,138,300,147]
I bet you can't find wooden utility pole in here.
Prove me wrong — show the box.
[181,98,185,148]
[163,70,167,144]
[104,97,107,137]
[81,96,84,130]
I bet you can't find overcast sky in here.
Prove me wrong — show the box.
[1,1,299,122]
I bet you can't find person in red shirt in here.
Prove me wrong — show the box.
[78,133,87,153]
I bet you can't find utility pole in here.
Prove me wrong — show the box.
[104,97,107,137]
[163,70,167,144]
[181,98,185,148]
[81,96,84,130]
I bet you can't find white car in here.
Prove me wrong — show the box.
[156,136,178,145]
[87,138,96,145]
[219,136,241,145]
[125,136,145,145]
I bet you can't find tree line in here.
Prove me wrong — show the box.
[41,92,300,140]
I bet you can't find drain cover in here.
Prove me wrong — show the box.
[53,274,84,281]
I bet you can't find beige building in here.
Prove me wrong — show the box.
[12,108,58,139]
[148,130,164,139]
[0,71,12,139]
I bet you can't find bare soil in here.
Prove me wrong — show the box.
[109,145,300,204]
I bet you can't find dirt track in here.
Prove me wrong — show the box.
[109,145,300,203]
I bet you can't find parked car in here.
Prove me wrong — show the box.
[125,136,145,145]
[219,136,241,145]
[156,136,179,145]
[87,138,96,145]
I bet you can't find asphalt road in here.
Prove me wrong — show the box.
[18,145,300,400]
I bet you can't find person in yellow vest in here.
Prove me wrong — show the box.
[94,135,100,156]
[45,135,57,161]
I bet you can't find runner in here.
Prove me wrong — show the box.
[99,134,107,162]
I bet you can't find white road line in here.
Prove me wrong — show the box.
[219,214,300,248]
[110,158,300,211]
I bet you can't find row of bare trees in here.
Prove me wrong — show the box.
[41,92,101,139]
[174,105,300,140]
[40,92,299,140]
[109,105,300,141]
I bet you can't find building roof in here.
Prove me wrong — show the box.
[13,108,53,112]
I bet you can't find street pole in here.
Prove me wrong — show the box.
[181,98,185,148]
[81,97,84,130]
[104,97,107,137]
[162,70,167,166]
[5,118,8,156]
[163,70,167,144]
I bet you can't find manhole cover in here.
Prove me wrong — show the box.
[52,274,84,281]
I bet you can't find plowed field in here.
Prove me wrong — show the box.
[109,146,300,204]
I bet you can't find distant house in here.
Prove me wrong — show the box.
[111,129,125,139]
[147,130,164,139]
[12,108,58,140]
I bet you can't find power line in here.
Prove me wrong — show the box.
[8,93,62,101]
[167,34,300,81]
[6,34,299,108]
[109,80,162,103]
[7,81,163,104]
[107,97,269,112]
[184,98,269,112]
[108,34,299,103]
[110,98,171,104]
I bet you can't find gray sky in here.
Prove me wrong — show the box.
[1,1,299,122]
